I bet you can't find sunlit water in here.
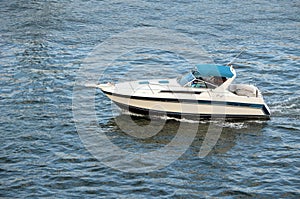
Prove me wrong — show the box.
[1,0,299,198]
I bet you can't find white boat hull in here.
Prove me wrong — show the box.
[100,88,270,120]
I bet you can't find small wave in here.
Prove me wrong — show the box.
[119,109,146,118]
[270,96,300,117]
[117,110,208,124]
[217,122,247,129]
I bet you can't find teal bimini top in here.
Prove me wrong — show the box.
[196,64,234,78]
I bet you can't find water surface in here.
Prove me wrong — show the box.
[1,0,299,198]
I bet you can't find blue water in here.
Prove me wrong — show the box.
[1,0,299,198]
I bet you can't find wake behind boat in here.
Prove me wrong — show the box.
[98,64,271,120]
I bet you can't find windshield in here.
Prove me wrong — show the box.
[177,72,195,86]
[177,70,219,89]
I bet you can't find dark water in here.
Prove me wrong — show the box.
[1,0,300,198]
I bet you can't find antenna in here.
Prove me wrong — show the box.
[226,48,246,66]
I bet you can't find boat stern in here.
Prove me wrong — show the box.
[262,102,271,118]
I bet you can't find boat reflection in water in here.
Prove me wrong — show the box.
[100,114,267,158]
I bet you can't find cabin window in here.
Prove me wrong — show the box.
[139,81,149,84]
[159,80,169,84]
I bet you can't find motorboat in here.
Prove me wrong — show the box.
[98,64,271,120]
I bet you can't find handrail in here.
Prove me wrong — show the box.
[129,82,134,92]
[148,84,155,94]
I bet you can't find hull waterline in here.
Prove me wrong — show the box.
[101,89,271,120]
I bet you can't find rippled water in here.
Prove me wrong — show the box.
[1,0,299,198]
